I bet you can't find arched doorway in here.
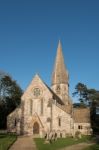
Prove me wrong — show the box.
[33,122,39,134]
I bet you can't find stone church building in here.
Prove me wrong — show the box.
[7,41,92,137]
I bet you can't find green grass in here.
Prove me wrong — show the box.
[83,144,99,150]
[0,134,17,150]
[34,136,91,150]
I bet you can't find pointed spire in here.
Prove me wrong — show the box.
[52,40,68,85]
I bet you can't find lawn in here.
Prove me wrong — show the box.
[34,136,91,150]
[0,134,17,150]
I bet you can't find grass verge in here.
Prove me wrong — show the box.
[0,133,17,150]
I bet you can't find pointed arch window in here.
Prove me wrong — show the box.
[58,117,61,127]
[56,85,60,94]
[41,99,43,115]
[30,99,33,115]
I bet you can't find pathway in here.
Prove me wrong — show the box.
[9,136,37,150]
[59,142,94,150]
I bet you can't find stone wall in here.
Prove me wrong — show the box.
[52,103,73,137]
[7,107,21,134]
[74,123,92,135]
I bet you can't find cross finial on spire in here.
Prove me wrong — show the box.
[57,39,62,50]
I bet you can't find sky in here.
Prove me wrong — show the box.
[0,0,99,102]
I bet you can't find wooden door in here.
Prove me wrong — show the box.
[33,122,39,134]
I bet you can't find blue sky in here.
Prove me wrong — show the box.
[0,0,99,102]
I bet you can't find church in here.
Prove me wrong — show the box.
[7,41,92,137]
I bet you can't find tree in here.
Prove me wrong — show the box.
[72,82,88,107]
[88,89,99,132]
[0,71,23,129]
[73,82,99,133]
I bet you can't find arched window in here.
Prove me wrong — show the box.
[58,118,61,126]
[41,99,43,115]
[30,99,33,115]
[56,85,60,94]
[14,118,17,127]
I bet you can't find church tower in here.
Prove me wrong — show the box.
[51,41,69,105]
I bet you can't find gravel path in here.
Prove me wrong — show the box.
[59,142,94,150]
[9,136,37,150]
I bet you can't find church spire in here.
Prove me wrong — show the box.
[52,40,68,85]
